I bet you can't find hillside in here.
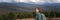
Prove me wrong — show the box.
[0,2,60,14]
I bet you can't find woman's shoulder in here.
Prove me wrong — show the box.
[40,13,46,17]
[40,13,45,15]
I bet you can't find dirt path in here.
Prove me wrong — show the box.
[16,18,35,20]
[16,18,60,20]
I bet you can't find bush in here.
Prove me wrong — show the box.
[0,14,9,20]
[43,10,60,17]
[32,12,36,18]
[43,12,49,17]
[43,11,57,18]
[7,12,17,20]
[17,12,33,19]
[0,12,17,20]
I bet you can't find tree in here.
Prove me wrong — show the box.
[32,12,36,18]
[49,11,56,18]
[7,12,17,20]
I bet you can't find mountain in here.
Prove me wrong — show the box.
[42,3,60,12]
[0,3,17,14]
[0,2,37,14]
[0,2,60,14]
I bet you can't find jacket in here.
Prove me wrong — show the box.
[36,13,46,20]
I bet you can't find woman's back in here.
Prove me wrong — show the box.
[36,13,46,20]
[36,13,43,20]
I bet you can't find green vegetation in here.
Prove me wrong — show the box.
[0,10,60,20]
[0,12,36,20]
[43,11,56,18]
[17,12,34,19]
[0,12,17,20]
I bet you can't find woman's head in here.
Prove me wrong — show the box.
[35,7,42,13]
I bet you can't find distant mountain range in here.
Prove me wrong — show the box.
[0,2,36,14]
[0,2,60,14]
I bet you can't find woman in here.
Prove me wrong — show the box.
[35,7,46,20]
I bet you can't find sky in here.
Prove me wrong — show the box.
[15,0,60,3]
[0,0,60,4]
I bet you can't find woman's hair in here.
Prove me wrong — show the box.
[35,7,42,13]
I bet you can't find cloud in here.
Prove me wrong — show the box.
[15,0,60,4]
[0,0,60,3]
[15,0,46,3]
[15,0,46,4]
[15,0,30,3]
[0,0,13,3]
[3,0,12,2]
[46,0,60,3]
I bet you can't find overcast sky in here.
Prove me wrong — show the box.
[0,0,60,4]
